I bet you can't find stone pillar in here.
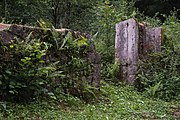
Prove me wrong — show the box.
[115,19,139,85]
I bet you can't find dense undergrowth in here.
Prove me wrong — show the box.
[0,83,179,120]
[137,12,180,101]
[0,28,97,102]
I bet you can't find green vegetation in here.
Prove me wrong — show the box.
[138,12,180,101]
[0,28,96,102]
[0,83,179,119]
[0,0,180,119]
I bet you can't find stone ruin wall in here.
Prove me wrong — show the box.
[0,23,101,88]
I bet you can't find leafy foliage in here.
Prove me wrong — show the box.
[0,34,62,101]
[51,32,97,102]
[0,25,96,102]
[137,12,180,101]
[135,0,180,21]
[0,83,178,119]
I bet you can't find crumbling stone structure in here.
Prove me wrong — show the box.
[0,23,101,88]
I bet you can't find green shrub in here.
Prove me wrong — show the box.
[51,32,98,102]
[0,26,98,102]
[137,12,180,101]
[0,36,58,101]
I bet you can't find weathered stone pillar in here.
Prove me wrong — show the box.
[138,23,163,59]
[145,27,162,53]
[115,19,139,85]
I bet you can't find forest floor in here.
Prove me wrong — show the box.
[0,83,179,120]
